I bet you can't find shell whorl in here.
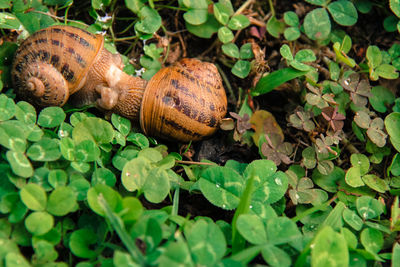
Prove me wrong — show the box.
[18,62,70,106]
[11,25,104,107]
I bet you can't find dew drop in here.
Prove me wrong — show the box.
[344,78,350,86]
[222,204,226,208]
[249,205,253,209]
[275,177,282,186]
[126,172,130,177]
[216,183,221,188]
[295,193,300,200]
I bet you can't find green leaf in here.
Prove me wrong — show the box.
[284,27,301,41]
[112,147,139,171]
[228,14,250,30]
[46,186,77,216]
[0,94,15,121]
[185,219,226,266]
[312,167,344,193]
[393,242,400,267]
[121,197,143,223]
[69,178,90,201]
[280,44,293,60]
[390,0,400,18]
[127,132,149,149]
[217,26,234,44]
[25,211,53,236]
[345,166,364,187]
[33,240,58,263]
[304,8,331,40]
[185,14,220,38]
[369,86,395,113]
[48,169,68,188]
[69,228,98,259]
[75,139,100,162]
[295,49,316,62]
[27,138,61,162]
[37,107,66,128]
[20,183,47,211]
[360,228,383,254]
[311,226,349,267]
[87,184,121,216]
[142,168,170,203]
[6,151,33,178]
[221,43,240,58]
[5,252,30,267]
[0,121,28,152]
[125,0,146,13]
[199,166,243,210]
[15,101,36,125]
[236,214,267,245]
[0,0,11,8]
[362,174,389,193]
[284,11,299,26]
[111,113,131,136]
[327,1,358,26]
[239,43,254,59]
[214,2,232,25]
[305,0,330,6]
[252,68,309,96]
[92,168,117,187]
[73,117,115,144]
[0,12,21,29]
[158,238,193,266]
[356,196,384,220]
[367,45,382,69]
[342,208,363,231]
[375,63,399,79]
[92,0,111,9]
[266,16,285,38]
[183,9,208,25]
[244,160,288,204]
[261,244,291,267]
[350,153,370,174]
[266,216,301,245]
[385,112,400,151]
[135,6,162,34]
[232,60,251,78]
[122,156,153,192]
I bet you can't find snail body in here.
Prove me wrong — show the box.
[12,25,227,142]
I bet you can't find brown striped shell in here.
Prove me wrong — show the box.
[140,58,227,142]
[11,25,146,121]
[12,25,105,107]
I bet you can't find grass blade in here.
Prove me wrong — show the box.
[251,68,309,96]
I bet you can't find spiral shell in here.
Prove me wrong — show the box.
[12,25,104,107]
[140,58,227,142]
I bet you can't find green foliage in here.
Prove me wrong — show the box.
[0,0,400,266]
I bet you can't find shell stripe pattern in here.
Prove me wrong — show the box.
[141,58,227,141]
[12,26,103,94]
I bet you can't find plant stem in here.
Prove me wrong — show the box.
[215,63,237,105]
[176,160,216,166]
[234,0,255,16]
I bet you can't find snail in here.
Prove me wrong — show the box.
[11,25,227,142]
